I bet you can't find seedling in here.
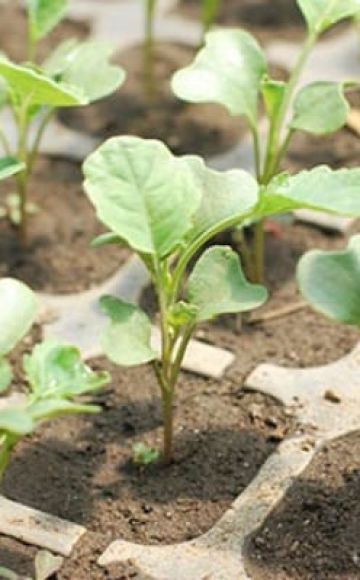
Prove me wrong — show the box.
[297,235,360,327]
[0,0,125,243]
[172,0,360,282]
[0,277,109,481]
[83,135,269,462]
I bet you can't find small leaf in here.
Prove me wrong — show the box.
[167,302,199,328]
[0,157,25,181]
[100,296,156,366]
[28,0,67,42]
[83,136,202,258]
[262,77,287,121]
[185,156,259,240]
[91,232,125,248]
[0,409,34,436]
[297,235,360,327]
[0,358,13,393]
[188,246,268,321]
[23,341,110,398]
[0,58,86,107]
[291,82,349,135]
[133,442,160,466]
[0,278,37,356]
[171,28,267,127]
[45,40,126,102]
[257,166,360,218]
[34,550,64,580]
[297,0,360,34]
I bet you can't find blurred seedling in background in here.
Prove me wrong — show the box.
[0,0,125,243]
[172,0,360,283]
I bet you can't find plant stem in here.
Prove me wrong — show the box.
[144,0,157,101]
[0,436,17,482]
[201,0,221,36]
[162,387,174,464]
[250,31,318,283]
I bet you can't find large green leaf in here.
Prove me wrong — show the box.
[290,82,349,135]
[45,40,126,102]
[0,278,37,356]
[0,408,34,436]
[185,156,259,240]
[297,0,360,34]
[0,59,86,107]
[83,137,202,258]
[297,235,360,327]
[171,28,267,128]
[0,157,25,181]
[28,0,67,42]
[188,246,268,321]
[100,296,156,366]
[23,341,110,398]
[257,166,360,219]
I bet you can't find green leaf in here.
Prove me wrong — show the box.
[0,157,25,181]
[0,566,19,580]
[297,235,360,327]
[297,0,360,34]
[100,296,156,366]
[185,156,259,240]
[0,278,37,356]
[171,28,267,128]
[167,302,199,328]
[34,550,64,580]
[0,58,86,107]
[262,77,287,121]
[28,399,100,421]
[45,40,126,102]
[291,82,349,135]
[28,0,67,42]
[91,232,125,248]
[23,340,110,398]
[83,136,202,258]
[257,166,360,218]
[188,246,268,321]
[133,442,160,466]
[0,409,34,436]
[0,358,13,393]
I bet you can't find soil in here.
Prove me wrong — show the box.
[177,0,348,44]
[0,2,89,63]
[0,157,129,293]
[59,42,245,157]
[246,431,360,580]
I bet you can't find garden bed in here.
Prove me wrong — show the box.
[0,157,129,293]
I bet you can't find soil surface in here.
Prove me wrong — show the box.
[0,2,89,63]
[1,215,360,577]
[177,0,348,43]
[0,157,128,293]
[246,431,360,580]
[60,42,245,157]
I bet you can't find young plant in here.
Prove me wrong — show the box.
[297,235,360,327]
[172,0,360,282]
[83,135,269,463]
[0,277,110,481]
[0,0,126,243]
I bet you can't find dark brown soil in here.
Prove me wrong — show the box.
[60,42,244,157]
[0,157,129,293]
[0,2,89,63]
[246,431,360,580]
[1,213,360,576]
[177,0,348,43]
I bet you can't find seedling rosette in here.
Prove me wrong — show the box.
[171,0,360,282]
[0,0,126,242]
